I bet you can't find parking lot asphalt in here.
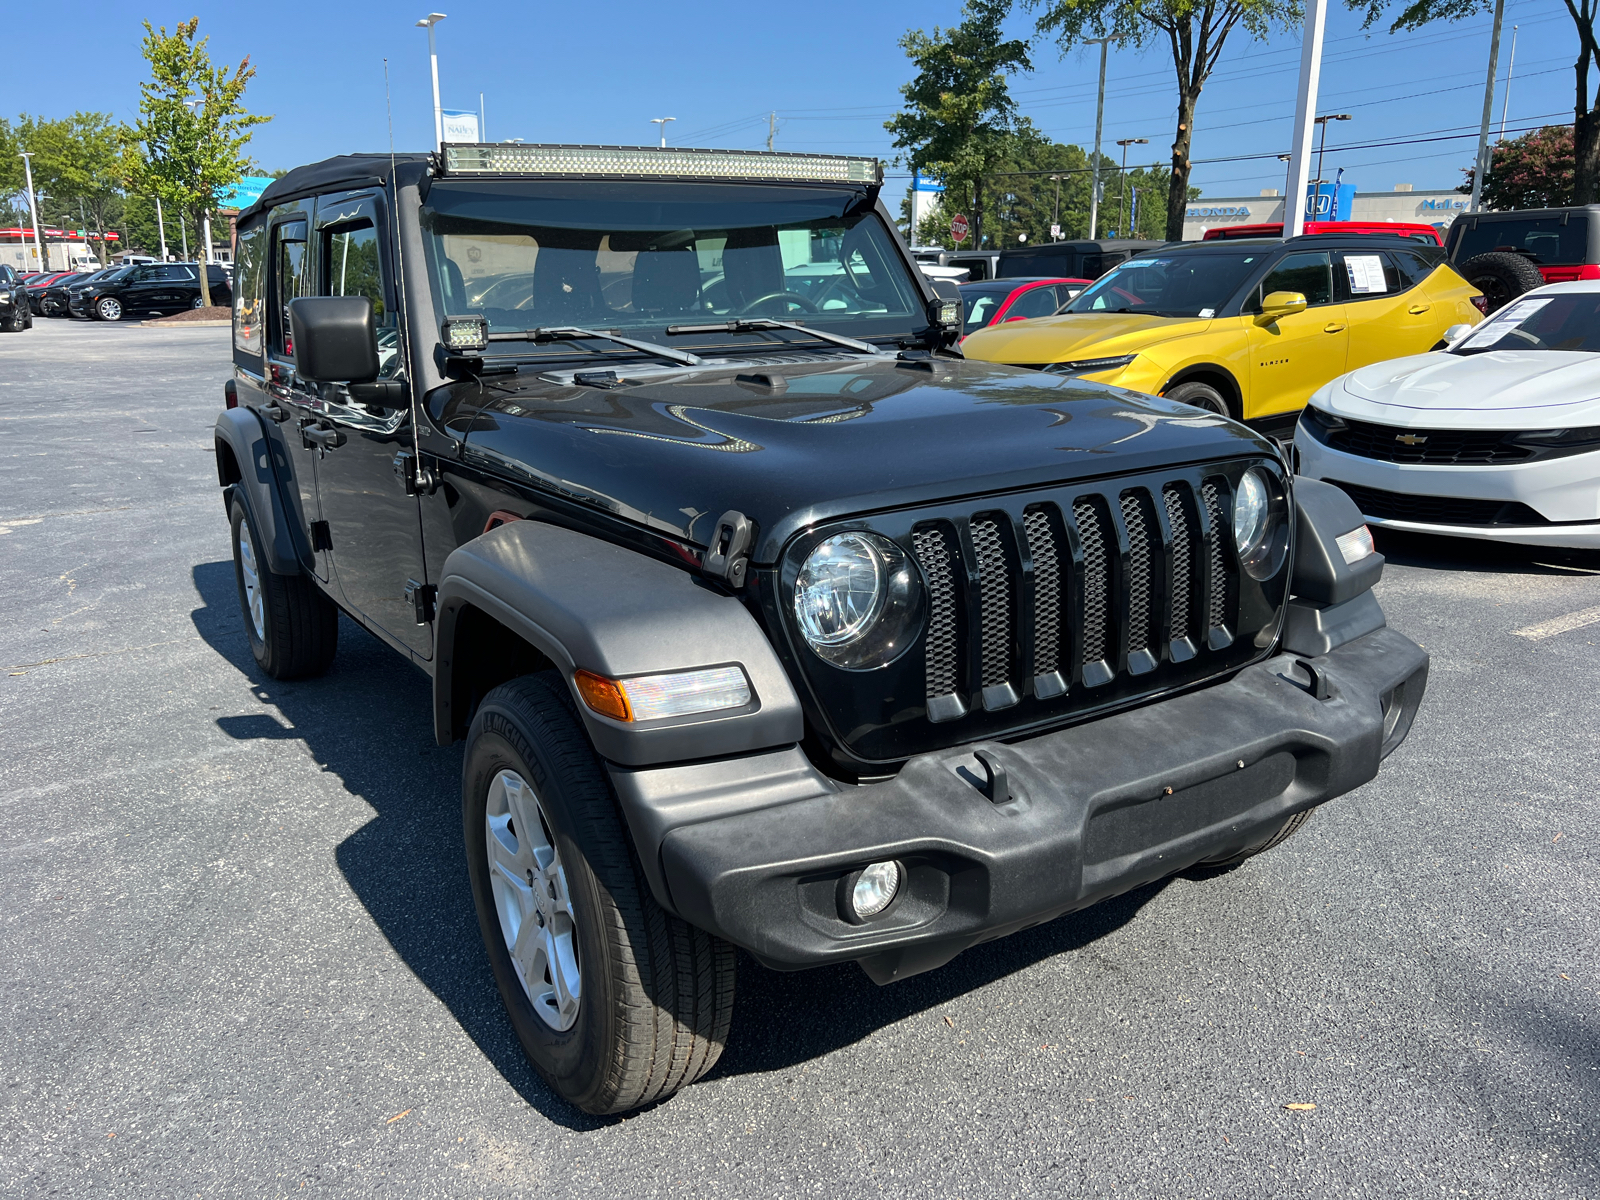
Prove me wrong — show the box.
[1,317,1596,1199]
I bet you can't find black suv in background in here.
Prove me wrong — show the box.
[0,265,31,332]
[39,267,122,318]
[71,262,233,321]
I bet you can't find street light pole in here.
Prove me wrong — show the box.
[1085,37,1117,240]
[650,117,676,148]
[1499,24,1519,141]
[1050,174,1062,239]
[1469,0,1506,213]
[18,151,44,271]
[1313,114,1352,218]
[416,13,447,150]
[1116,138,1148,236]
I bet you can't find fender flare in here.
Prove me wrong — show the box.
[434,520,804,767]
[1160,362,1243,413]
[214,406,311,576]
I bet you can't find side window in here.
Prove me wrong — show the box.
[269,220,308,358]
[322,221,384,318]
[131,266,157,283]
[157,265,195,281]
[1254,251,1333,308]
[1337,251,1399,300]
[1003,286,1061,321]
[1390,250,1437,289]
[233,222,267,357]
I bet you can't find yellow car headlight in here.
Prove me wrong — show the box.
[1041,353,1138,377]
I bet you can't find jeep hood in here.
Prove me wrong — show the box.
[443,355,1272,563]
[961,312,1216,364]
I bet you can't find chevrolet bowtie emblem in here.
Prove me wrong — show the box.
[1395,433,1428,445]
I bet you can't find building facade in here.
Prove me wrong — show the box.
[1181,188,1470,241]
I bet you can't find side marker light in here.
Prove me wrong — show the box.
[1335,525,1376,565]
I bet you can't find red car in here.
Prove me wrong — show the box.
[958,277,1091,341]
[1203,221,1444,246]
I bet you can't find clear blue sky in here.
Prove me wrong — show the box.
[1,0,1578,209]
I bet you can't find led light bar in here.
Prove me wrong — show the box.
[442,143,882,186]
[442,314,488,351]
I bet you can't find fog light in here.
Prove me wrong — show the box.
[846,860,902,921]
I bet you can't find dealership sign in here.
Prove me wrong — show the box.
[1187,205,1253,218]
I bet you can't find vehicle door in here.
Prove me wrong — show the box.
[261,208,330,582]
[304,193,431,657]
[162,263,201,311]
[1243,250,1348,419]
[1336,247,1438,368]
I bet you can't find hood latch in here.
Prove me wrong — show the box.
[702,510,755,588]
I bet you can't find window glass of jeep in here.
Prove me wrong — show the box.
[1455,215,1588,265]
[233,223,266,356]
[270,221,307,357]
[418,181,922,353]
[321,221,400,376]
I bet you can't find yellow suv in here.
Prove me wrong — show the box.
[962,236,1483,430]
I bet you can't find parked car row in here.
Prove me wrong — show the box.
[3,262,233,325]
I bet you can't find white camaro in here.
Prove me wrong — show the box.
[1295,280,1600,549]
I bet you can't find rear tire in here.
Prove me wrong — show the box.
[1164,379,1235,418]
[1457,251,1544,314]
[464,672,736,1115]
[229,496,338,678]
[1196,809,1314,869]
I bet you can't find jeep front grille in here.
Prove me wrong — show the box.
[906,474,1242,724]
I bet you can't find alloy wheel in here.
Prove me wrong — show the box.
[484,768,581,1031]
[237,515,266,642]
[97,297,121,321]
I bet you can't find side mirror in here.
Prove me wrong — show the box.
[1441,322,1473,345]
[1257,290,1308,324]
[288,296,379,383]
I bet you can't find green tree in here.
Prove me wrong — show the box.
[1351,0,1600,203]
[1456,125,1575,209]
[1029,0,1302,241]
[128,17,269,305]
[885,0,1035,249]
[26,113,127,266]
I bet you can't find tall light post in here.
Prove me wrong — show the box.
[1499,24,1519,141]
[416,13,447,150]
[650,117,676,148]
[1085,36,1118,239]
[1049,173,1063,239]
[182,97,214,264]
[1116,138,1148,236]
[1469,0,1506,213]
[1284,0,1330,239]
[1312,113,1351,219]
[17,151,44,271]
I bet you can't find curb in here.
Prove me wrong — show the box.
[137,320,231,329]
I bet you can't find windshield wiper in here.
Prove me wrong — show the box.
[488,326,703,367]
[663,318,886,357]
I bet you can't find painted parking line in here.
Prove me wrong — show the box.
[1512,604,1600,641]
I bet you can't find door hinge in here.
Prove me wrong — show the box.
[404,579,437,625]
[310,520,332,551]
[701,509,755,588]
[392,450,439,496]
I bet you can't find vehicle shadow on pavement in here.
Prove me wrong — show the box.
[712,881,1170,1082]
[190,561,609,1130]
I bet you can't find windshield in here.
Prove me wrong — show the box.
[1452,293,1600,354]
[960,284,1014,333]
[419,180,924,357]
[1062,252,1264,318]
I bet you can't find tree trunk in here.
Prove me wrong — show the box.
[1165,90,1198,242]
[1575,35,1600,203]
[194,207,212,307]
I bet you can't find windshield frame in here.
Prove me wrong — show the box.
[417,178,932,363]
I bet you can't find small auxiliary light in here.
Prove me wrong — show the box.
[574,666,752,723]
[934,298,961,327]
[841,860,903,922]
[442,314,488,352]
[1335,525,1376,565]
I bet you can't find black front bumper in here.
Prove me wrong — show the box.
[626,625,1427,984]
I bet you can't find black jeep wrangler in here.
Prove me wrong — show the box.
[214,145,1427,1115]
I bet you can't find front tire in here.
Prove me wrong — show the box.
[95,296,123,321]
[464,673,736,1115]
[1164,379,1234,418]
[1196,809,1313,869]
[229,496,338,678]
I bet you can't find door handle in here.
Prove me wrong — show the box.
[1323,322,1347,333]
[261,401,290,423]
[301,423,346,451]
[1408,303,1431,314]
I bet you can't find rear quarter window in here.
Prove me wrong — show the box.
[233,222,267,358]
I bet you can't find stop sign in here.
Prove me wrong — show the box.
[949,213,970,244]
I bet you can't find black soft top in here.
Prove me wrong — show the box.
[239,153,431,224]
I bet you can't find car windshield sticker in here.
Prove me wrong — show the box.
[1198,308,1216,319]
[1457,297,1553,348]
[1345,255,1387,294]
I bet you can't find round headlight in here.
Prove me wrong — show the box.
[1232,466,1288,579]
[793,531,924,670]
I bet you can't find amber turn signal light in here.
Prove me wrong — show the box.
[574,670,631,722]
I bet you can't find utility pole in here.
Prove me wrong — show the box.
[1469,0,1505,213]
[1284,0,1330,238]
[416,13,447,150]
[767,111,777,151]
[1116,138,1148,236]
[1086,37,1117,240]
[156,196,168,261]
[1498,24,1519,141]
[651,117,676,148]
[1050,174,1063,239]
[18,152,43,271]
[1313,113,1352,217]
